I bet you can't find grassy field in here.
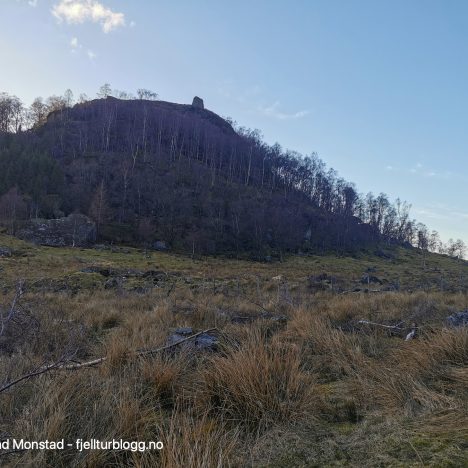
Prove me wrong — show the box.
[0,235,467,466]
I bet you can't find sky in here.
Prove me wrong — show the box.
[1,0,468,243]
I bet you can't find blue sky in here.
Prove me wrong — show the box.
[1,0,468,243]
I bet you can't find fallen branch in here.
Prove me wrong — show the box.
[357,320,404,330]
[0,328,218,391]
[357,320,421,341]
[64,327,217,369]
[0,361,65,394]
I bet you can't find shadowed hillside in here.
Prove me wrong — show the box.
[0,94,443,257]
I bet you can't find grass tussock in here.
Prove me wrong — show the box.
[0,241,467,466]
[197,331,318,429]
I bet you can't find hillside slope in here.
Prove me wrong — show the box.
[0,97,403,256]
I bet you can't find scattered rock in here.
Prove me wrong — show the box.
[166,327,218,352]
[308,273,338,291]
[0,246,12,257]
[153,241,168,251]
[80,267,144,278]
[447,311,468,327]
[93,244,110,251]
[361,274,383,285]
[16,214,96,247]
[173,327,193,336]
[191,96,204,110]
[311,273,338,282]
[272,275,283,281]
[142,270,167,281]
[104,278,120,289]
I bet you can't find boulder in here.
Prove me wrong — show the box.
[0,246,12,257]
[153,241,168,251]
[361,274,383,285]
[166,327,218,352]
[447,311,468,327]
[192,96,204,110]
[16,214,96,247]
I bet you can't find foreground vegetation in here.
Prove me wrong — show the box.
[0,236,467,466]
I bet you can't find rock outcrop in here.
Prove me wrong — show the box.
[192,96,204,109]
[447,311,468,327]
[16,214,96,247]
[0,246,12,257]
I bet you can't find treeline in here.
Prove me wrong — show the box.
[0,86,465,258]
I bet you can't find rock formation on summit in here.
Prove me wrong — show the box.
[192,96,204,109]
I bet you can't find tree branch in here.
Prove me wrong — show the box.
[0,328,217,391]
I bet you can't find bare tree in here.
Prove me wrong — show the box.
[97,83,112,99]
[88,180,110,234]
[137,88,158,100]
[64,89,74,108]
[28,97,48,128]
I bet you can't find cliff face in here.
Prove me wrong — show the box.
[16,214,96,247]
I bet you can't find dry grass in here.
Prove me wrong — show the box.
[0,240,467,466]
[196,331,319,429]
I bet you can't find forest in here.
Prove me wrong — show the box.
[0,86,465,258]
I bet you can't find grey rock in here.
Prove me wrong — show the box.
[94,244,110,251]
[361,274,383,285]
[447,311,468,327]
[153,241,168,251]
[104,278,120,289]
[17,214,96,247]
[166,328,218,352]
[192,96,204,109]
[0,246,12,257]
[195,333,218,351]
[143,270,167,280]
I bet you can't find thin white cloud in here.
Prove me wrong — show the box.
[413,208,449,220]
[87,49,97,60]
[259,101,309,120]
[70,36,80,48]
[129,20,136,28]
[52,0,125,33]
[450,211,468,220]
[16,0,38,6]
[386,163,455,180]
[416,203,468,221]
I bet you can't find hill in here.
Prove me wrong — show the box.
[0,95,429,257]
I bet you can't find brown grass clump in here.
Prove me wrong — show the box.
[352,328,468,421]
[196,330,319,429]
[156,411,240,468]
